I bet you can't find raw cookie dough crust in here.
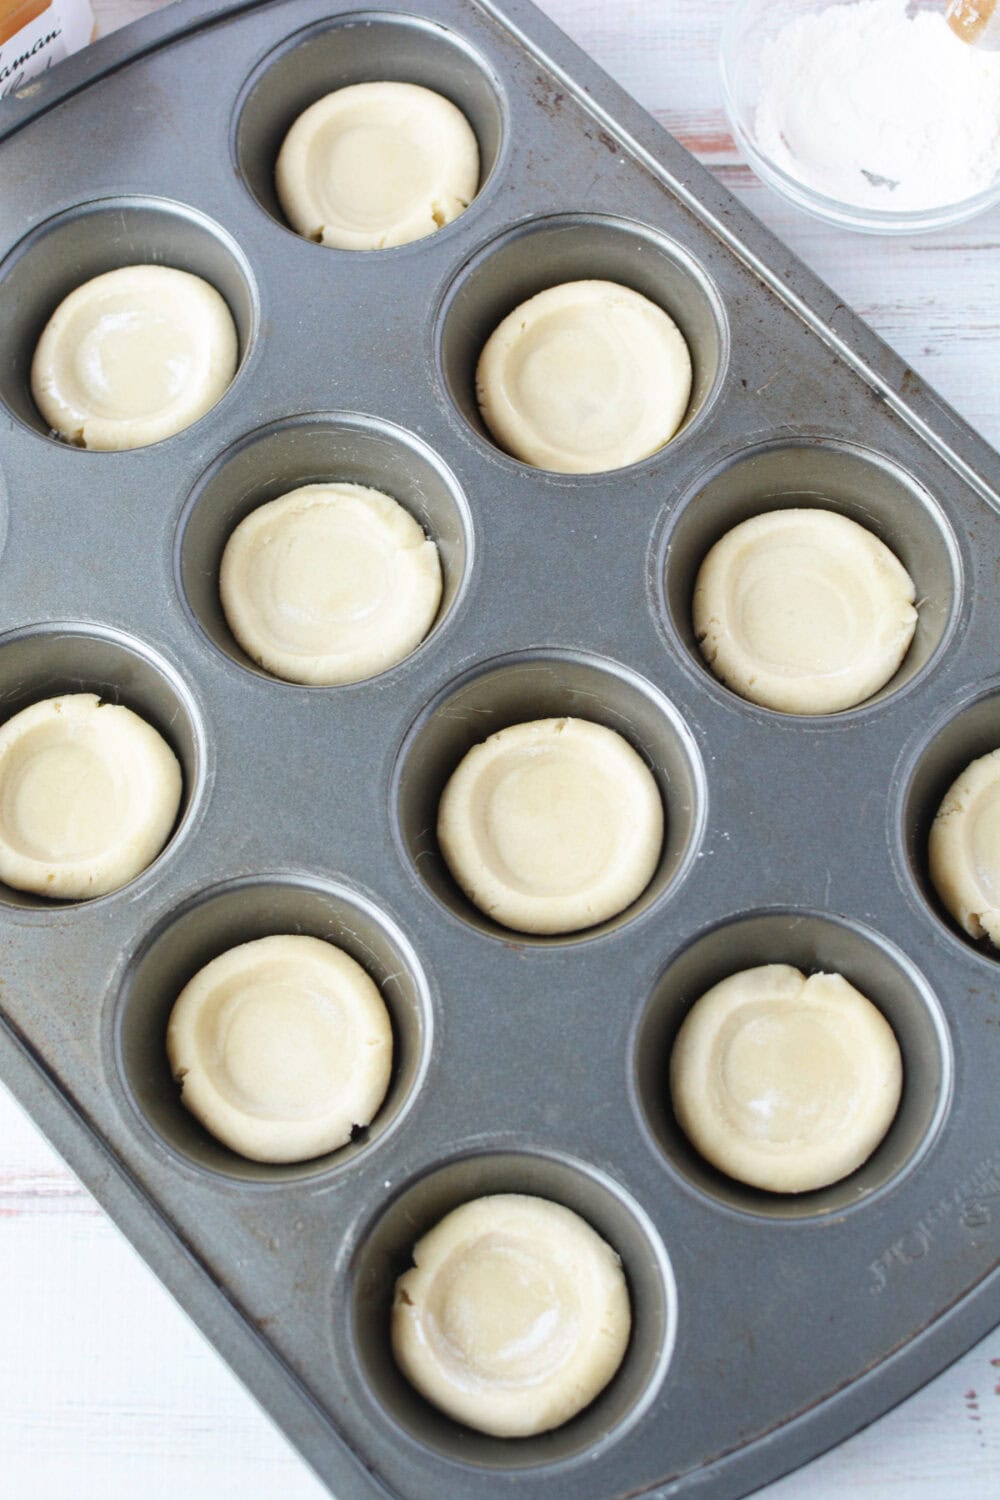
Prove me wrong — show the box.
[929,748,1000,947]
[476,279,693,473]
[166,933,393,1164]
[437,717,664,935]
[391,1193,631,1436]
[219,482,443,685]
[0,693,182,899]
[31,265,238,451]
[276,81,480,250]
[693,508,918,715]
[670,964,903,1193]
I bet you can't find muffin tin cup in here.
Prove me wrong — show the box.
[631,908,953,1222]
[0,195,259,443]
[435,212,729,474]
[114,872,433,1184]
[176,410,473,681]
[343,1148,676,1470]
[233,11,508,245]
[392,648,707,945]
[0,621,208,911]
[1,1,999,1498]
[657,437,963,717]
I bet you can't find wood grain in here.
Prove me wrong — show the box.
[2,1,998,1497]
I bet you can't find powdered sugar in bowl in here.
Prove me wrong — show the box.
[720,0,1000,234]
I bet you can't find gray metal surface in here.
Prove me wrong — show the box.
[0,1,998,1496]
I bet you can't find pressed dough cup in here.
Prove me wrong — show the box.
[30,265,238,449]
[436,718,664,935]
[692,508,917,714]
[928,749,1000,946]
[475,280,692,473]
[391,1193,631,1436]
[166,933,393,1163]
[669,965,904,1193]
[0,693,182,899]
[275,81,480,249]
[219,482,442,685]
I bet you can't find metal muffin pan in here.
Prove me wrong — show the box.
[0,1,998,1496]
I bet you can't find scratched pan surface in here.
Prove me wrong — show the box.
[0,1,998,1495]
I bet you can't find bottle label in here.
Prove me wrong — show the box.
[0,0,93,97]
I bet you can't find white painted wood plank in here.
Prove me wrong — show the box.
[0,1085,328,1500]
[3,1,999,1497]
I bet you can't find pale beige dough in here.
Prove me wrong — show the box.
[475,279,692,473]
[693,508,917,715]
[31,265,238,450]
[0,693,181,899]
[276,81,480,250]
[219,482,442,685]
[392,1193,631,1437]
[437,717,663,935]
[929,748,1000,947]
[166,934,392,1164]
[670,964,903,1194]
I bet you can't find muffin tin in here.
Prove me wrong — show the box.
[1,1,998,1496]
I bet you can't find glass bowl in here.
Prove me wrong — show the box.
[719,0,1000,235]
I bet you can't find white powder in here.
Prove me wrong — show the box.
[754,0,1000,211]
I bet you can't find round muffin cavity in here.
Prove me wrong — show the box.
[166,933,393,1164]
[219,482,442,685]
[392,1192,631,1437]
[437,716,663,935]
[0,693,181,899]
[692,508,917,715]
[669,964,903,1194]
[276,81,480,250]
[475,279,692,474]
[929,748,1000,947]
[31,265,238,450]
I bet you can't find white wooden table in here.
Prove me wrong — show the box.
[2,2,998,1496]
